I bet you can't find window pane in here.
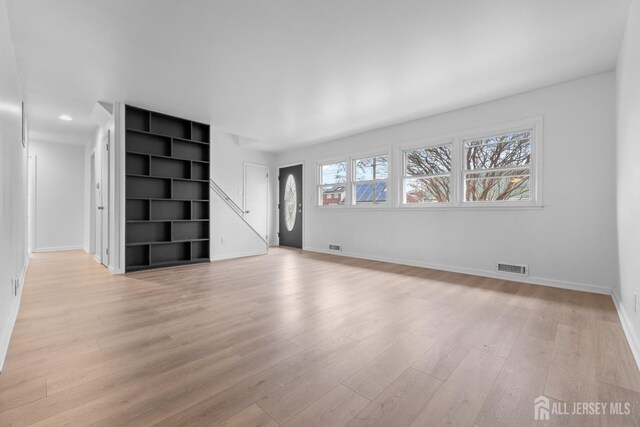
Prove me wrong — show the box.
[355,156,388,181]
[319,185,346,206]
[354,181,387,204]
[405,144,452,176]
[465,130,531,171]
[465,169,530,201]
[321,162,347,185]
[404,177,450,203]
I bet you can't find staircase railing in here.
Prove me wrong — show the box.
[210,179,269,247]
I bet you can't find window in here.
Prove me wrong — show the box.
[315,118,541,210]
[463,129,532,203]
[353,155,388,205]
[402,143,452,204]
[318,161,347,206]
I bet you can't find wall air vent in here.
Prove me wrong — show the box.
[329,244,342,251]
[497,263,528,276]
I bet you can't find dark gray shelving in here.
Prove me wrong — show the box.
[125,105,210,272]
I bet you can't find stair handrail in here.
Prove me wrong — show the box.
[210,179,269,247]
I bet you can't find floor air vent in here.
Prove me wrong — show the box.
[329,244,341,251]
[497,263,528,276]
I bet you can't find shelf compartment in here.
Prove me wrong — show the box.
[126,222,171,244]
[192,241,209,260]
[151,242,190,264]
[173,140,209,162]
[151,112,190,139]
[126,176,171,199]
[151,200,190,221]
[191,122,210,143]
[192,201,209,220]
[173,221,209,241]
[127,130,171,156]
[174,180,208,200]
[126,199,149,221]
[150,157,189,179]
[126,106,150,132]
[126,153,149,176]
[126,245,149,270]
[191,162,209,181]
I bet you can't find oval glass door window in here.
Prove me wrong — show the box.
[284,174,297,231]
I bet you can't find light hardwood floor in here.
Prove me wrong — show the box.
[1,248,639,426]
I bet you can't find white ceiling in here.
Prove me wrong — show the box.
[6,0,631,151]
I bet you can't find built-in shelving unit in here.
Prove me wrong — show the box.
[125,105,210,272]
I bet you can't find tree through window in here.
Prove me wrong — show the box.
[403,143,452,204]
[463,130,532,202]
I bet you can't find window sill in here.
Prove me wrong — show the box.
[315,204,544,212]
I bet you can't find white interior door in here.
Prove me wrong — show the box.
[100,131,110,266]
[244,163,269,241]
[95,151,102,263]
[89,152,96,254]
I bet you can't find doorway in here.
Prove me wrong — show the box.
[27,156,36,252]
[244,163,269,241]
[278,164,303,248]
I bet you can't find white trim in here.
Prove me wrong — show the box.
[612,290,640,372]
[210,249,268,261]
[0,257,29,372]
[303,246,612,295]
[34,245,84,253]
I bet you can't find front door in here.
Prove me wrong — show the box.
[279,164,303,248]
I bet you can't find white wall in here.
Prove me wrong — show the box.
[277,72,618,294]
[30,140,85,251]
[0,0,28,371]
[615,0,640,363]
[210,129,277,259]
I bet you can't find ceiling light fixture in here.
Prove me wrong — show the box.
[59,114,73,121]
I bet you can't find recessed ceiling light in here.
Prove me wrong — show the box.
[59,114,72,121]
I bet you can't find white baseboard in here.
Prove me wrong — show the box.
[34,245,84,253]
[612,290,640,372]
[0,255,29,372]
[210,249,268,262]
[303,247,612,295]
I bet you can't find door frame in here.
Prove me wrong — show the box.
[277,161,305,248]
[243,162,270,242]
[93,147,102,264]
[100,130,110,267]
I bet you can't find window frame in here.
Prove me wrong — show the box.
[399,139,456,208]
[316,159,349,208]
[350,151,391,208]
[314,117,543,211]
[458,118,542,208]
